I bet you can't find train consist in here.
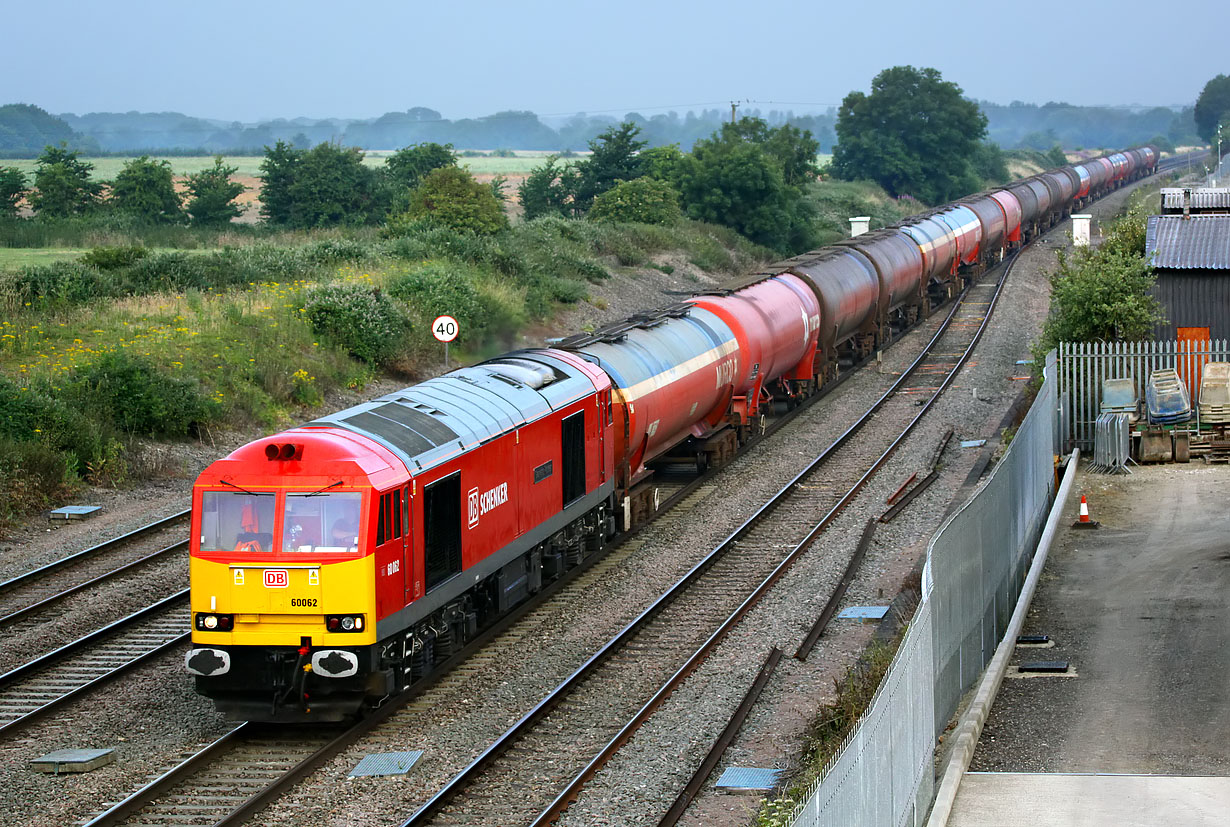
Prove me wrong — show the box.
[186,146,1157,721]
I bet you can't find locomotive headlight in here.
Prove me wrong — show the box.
[341,617,355,631]
[195,613,234,632]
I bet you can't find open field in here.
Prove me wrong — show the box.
[0,151,573,181]
[1,150,832,181]
[0,248,89,270]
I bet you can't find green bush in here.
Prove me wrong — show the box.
[82,245,149,270]
[1,260,106,309]
[7,243,328,309]
[304,237,378,265]
[393,166,509,236]
[68,352,220,438]
[387,261,485,331]
[386,260,529,346]
[0,438,77,522]
[0,375,108,475]
[383,222,522,277]
[588,178,683,226]
[304,282,409,365]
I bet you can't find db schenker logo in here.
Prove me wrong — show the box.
[468,482,509,528]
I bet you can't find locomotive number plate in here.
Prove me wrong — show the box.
[263,569,289,588]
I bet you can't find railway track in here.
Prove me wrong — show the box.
[0,591,188,737]
[83,723,345,827]
[77,251,1008,827]
[0,510,189,631]
[74,279,956,827]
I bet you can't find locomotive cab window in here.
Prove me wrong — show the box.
[200,491,275,552]
[375,489,405,547]
[424,473,462,591]
[562,411,586,506]
[282,491,362,553]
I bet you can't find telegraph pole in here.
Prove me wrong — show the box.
[730,101,739,124]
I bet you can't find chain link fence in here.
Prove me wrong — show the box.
[787,352,1058,827]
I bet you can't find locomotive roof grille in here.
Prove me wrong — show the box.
[339,411,439,457]
[369,402,459,443]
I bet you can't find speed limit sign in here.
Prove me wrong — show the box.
[432,315,459,343]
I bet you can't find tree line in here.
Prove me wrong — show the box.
[0,93,1209,159]
[0,150,244,225]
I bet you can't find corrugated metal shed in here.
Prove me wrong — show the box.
[1160,188,1230,213]
[1146,215,1230,269]
[1151,272,1230,340]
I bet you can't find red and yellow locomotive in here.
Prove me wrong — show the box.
[187,350,615,721]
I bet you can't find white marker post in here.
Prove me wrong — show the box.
[432,315,459,369]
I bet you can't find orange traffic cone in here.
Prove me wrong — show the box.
[1072,494,1099,529]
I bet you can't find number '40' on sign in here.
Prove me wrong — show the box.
[432,315,459,343]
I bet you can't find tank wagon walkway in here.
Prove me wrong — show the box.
[948,464,1230,826]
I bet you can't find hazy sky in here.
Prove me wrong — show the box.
[4,0,1224,122]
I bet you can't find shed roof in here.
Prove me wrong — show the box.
[1160,188,1230,212]
[1146,215,1230,270]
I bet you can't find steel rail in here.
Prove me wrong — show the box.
[0,591,189,737]
[80,724,250,827]
[0,588,188,690]
[0,508,188,595]
[0,539,188,628]
[656,647,783,827]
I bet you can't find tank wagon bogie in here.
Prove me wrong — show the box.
[187,145,1159,722]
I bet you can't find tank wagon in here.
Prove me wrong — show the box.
[187,145,1158,721]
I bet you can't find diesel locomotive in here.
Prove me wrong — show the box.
[187,146,1157,721]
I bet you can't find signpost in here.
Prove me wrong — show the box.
[432,315,459,369]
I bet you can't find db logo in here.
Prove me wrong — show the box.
[467,487,481,528]
[263,569,289,588]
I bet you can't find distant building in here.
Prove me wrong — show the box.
[1159,187,1230,216]
[1146,214,1230,340]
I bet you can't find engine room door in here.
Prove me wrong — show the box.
[562,411,586,507]
[424,472,463,592]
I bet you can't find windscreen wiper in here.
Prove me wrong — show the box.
[220,479,262,497]
[303,480,343,497]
